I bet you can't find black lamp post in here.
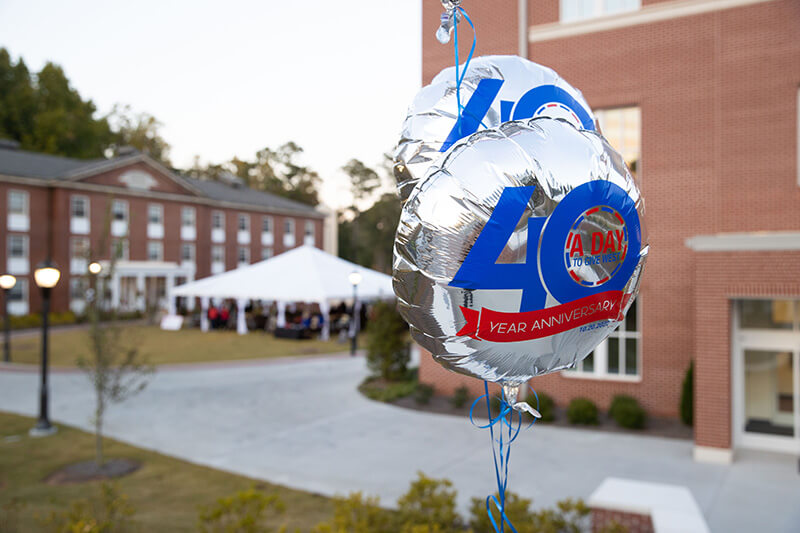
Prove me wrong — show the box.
[348,271,362,356]
[31,260,60,436]
[0,274,16,363]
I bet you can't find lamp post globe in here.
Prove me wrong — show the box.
[31,260,60,436]
[88,261,102,275]
[349,271,362,356]
[0,274,15,363]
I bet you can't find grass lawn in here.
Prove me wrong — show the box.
[0,411,334,532]
[9,326,353,367]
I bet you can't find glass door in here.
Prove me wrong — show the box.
[734,300,800,453]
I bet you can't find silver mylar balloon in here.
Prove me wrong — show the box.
[393,56,595,202]
[393,117,648,386]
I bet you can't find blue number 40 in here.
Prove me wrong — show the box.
[449,187,547,312]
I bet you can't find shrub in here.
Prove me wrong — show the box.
[397,472,463,532]
[365,301,410,381]
[39,483,135,533]
[566,398,599,425]
[450,386,469,408]
[526,391,555,422]
[198,486,286,533]
[609,395,646,429]
[414,383,434,405]
[532,498,591,533]
[359,370,418,403]
[680,361,694,426]
[469,490,533,533]
[312,492,393,533]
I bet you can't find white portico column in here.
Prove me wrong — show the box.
[110,273,121,311]
[277,301,287,328]
[135,274,145,311]
[186,274,196,311]
[166,275,176,315]
[320,301,330,341]
[200,297,210,332]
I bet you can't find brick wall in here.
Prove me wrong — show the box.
[592,508,654,533]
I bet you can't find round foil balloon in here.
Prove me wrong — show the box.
[393,55,595,202]
[393,117,648,385]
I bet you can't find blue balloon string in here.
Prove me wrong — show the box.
[469,382,539,533]
[452,6,481,138]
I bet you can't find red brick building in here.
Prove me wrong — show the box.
[0,142,326,317]
[418,0,800,462]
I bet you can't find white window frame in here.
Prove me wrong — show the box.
[181,243,195,264]
[147,203,164,239]
[560,0,640,23]
[283,217,296,248]
[111,238,129,261]
[70,236,90,275]
[261,216,274,246]
[147,241,163,261]
[6,234,28,275]
[237,246,250,266]
[111,199,129,237]
[303,220,315,246]
[7,190,29,232]
[564,299,642,382]
[211,244,225,274]
[70,195,90,235]
[261,247,273,261]
[181,206,196,241]
[237,213,251,245]
[211,210,225,243]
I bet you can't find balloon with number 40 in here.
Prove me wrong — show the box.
[393,117,648,387]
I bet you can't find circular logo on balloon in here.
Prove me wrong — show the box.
[564,205,628,288]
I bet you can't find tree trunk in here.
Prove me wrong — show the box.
[95,402,104,467]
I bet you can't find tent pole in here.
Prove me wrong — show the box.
[201,297,209,332]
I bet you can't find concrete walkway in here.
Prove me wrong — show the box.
[1,355,798,532]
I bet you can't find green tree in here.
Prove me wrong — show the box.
[365,301,409,381]
[338,193,400,272]
[343,158,381,208]
[0,49,37,145]
[107,104,171,165]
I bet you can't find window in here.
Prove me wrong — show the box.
[567,299,641,378]
[181,207,196,227]
[112,200,128,222]
[8,191,28,216]
[70,195,89,218]
[70,278,88,300]
[211,245,225,266]
[305,221,314,237]
[147,241,163,261]
[284,218,295,235]
[595,107,641,172]
[238,214,250,232]
[8,235,27,258]
[738,299,799,330]
[261,247,273,261]
[71,237,89,259]
[148,204,164,225]
[211,211,225,229]
[238,246,250,265]
[561,0,640,23]
[181,243,195,263]
[111,238,129,260]
[8,279,25,302]
[262,216,273,233]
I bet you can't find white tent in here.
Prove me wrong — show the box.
[170,245,394,336]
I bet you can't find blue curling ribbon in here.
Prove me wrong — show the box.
[470,382,539,533]
[452,7,484,137]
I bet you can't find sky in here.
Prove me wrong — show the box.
[0,0,422,210]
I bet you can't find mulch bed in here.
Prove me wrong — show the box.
[45,458,141,485]
[392,394,693,441]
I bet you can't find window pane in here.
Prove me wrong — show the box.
[262,247,273,260]
[625,338,638,375]
[112,200,127,221]
[9,236,25,257]
[607,337,620,373]
[8,281,24,301]
[238,214,248,231]
[148,205,162,224]
[625,300,637,332]
[212,246,224,262]
[262,217,272,233]
[71,197,87,217]
[285,219,294,234]
[583,351,594,372]
[9,191,26,214]
[739,300,794,330]
[182,208,195,226]
[744,350,794,436]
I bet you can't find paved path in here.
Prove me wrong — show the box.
[1,355,798,532]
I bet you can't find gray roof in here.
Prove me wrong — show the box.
[0,144,321,217]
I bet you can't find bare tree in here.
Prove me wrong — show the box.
[77,202,154,466]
